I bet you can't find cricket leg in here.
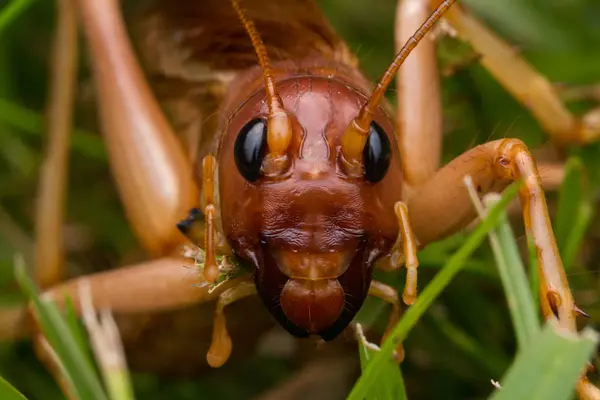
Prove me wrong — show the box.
[75,0,200,256]
[395,0,443,190]
[28,1,79,394]
[430,0,600,145]
[405,138,600,399]
[368,281,404,363]
[40,257,245,314]
[377,202,420,305]
[34,0,78,289]
[207,278,257,368]
[3,257,250,391]
[4,256,249,340]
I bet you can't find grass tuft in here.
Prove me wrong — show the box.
[356,323,407,400]
[465,178,539,350]
[11,255,136,400]
[489,323,598,400]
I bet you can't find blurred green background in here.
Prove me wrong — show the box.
[1,0,600,399]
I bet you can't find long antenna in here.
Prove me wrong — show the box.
[340,0,457,168]
[231,0,292,159]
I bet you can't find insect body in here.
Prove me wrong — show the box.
[5,0,600,398]
[174,0,429,363]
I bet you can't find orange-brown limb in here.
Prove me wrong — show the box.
[407,139,575,329]
[31,1,79,392]
[34,0,77,289]
[76,0,199,257]
[367,281,404,363]
[201,155,219,283]
[395,202,419,305]
[2,257,253,341]
[395,0,442,187]
[404,138,599,399]
[41,257,246,314]
[207,277,257,367]
[376,202,420,305]
[430,0,600,145]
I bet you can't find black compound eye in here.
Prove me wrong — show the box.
[363,121,391,183]
[234,118,267,182]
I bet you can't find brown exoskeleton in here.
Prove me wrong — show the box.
[2,0,600,398]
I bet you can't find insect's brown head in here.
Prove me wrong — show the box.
[218,73,403,339]
[218,0,455,340]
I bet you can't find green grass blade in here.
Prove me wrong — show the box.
[428,313,508,377]
[0,0,37,36]
[347,182,519,400]
[0,376,28,400]
[14,257,109,400]
[356,324,407,400]
[63,297,100,378]
[482,194,539,350]
[489,323,598,400]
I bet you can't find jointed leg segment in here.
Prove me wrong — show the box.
[377,202,420,305]
[394,2,598,396]
[395,202,420,305]
[395,0,442,188]
[406,138,577,327]
[207,278,257,368]
[34,0,78,289]
[429,0,600,145]
[404,138,598,397]
[76,0,200,256]
[200,155,220,283]
[368,281,404,363]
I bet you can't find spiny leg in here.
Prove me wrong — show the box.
[3,256,250,340]
[0,257,253,384]
[377,202,420,305]
[207,277,257,368]
[395,0,443,189]
[368,281,404,363]
[34,0,77,289]
[430,0,600,145]
[405,138,600,398]
[40,257,245,314]
[76,0,199,256]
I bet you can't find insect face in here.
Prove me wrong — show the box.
[219,70,404,340]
